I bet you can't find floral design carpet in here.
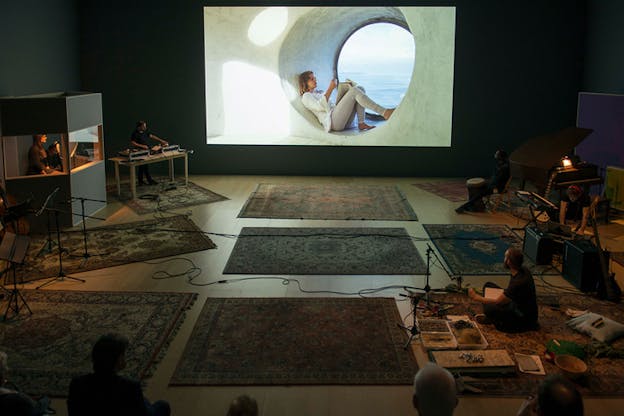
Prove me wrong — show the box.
[238,184,418,220]
[112,179,228,215]
[413,180,467,203]
[423,224,558,276]
[18,215,215,283]
[0,290,197,397]
[223,227,426,275]
[428,292,624,396]
[170,297,418,385]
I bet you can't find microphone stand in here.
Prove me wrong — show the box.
[36,205,86,289]
[35,188,61,257]
[66,196,107,267]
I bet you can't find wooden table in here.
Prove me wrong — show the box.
[109,150,189,199]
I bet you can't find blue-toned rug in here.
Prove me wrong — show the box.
[422,224,558,276]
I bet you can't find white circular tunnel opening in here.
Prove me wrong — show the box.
[279,7,413,134]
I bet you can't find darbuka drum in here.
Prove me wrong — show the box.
[466,177,487,212]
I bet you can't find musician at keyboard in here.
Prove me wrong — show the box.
[559,185,591,234]
[130,120,169,186]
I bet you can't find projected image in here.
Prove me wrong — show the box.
[204,7,456,147]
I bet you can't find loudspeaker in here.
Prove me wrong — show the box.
[562,239,606,292]
[523,226,553,265]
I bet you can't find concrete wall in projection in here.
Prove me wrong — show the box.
[204,7,455,147]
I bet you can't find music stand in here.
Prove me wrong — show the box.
[1,232,32,320]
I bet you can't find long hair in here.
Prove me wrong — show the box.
[298,71,314,96]
[32,134,45,148]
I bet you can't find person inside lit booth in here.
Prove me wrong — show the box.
[27,134,63,175]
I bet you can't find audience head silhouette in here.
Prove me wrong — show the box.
[536,374,583,416]
[412,363,458,416]
[92,333,129,375]
[227,394,258,416]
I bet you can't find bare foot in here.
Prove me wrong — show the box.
[383,108,395,120]
[358,123,376,131]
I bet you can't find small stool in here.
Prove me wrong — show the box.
[466,177,487,212]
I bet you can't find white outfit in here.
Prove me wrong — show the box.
[301,91,333,132]
[301,83,388,132]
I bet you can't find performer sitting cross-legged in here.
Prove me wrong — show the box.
[468,247,538,333]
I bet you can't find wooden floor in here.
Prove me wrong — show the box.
[22,175,622,416]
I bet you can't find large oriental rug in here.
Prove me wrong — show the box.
[223,227,427,275]
[428,292,624,396]
[170,297,418,385]
[20,215,215,283]
[422,224,557,276]
[114,179,228,215]
[238,184,418,221]
[0,290,197,397]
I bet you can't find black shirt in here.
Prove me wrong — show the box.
[67,373,148,416]
[491,159,510,192]
[561,193,591,221]
[130,129,151,147]
[503,266,538,325]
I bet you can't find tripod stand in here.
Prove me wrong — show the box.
[1,232,32,320]
[397,291,421,350]
[36,207,85,289]
[66,196,107,267]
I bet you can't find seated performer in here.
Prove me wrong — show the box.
[27,134,51,175]
[468,247,538,332]
[298,71,394,132]
[559,185,591,234]
[456,149,510,213]
[130,120,168,185]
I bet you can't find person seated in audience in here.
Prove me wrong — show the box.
[412,363,458,416]
[456,149,510,213]
[468,247,538,332]
[517,374,584,416]
[67,333,171,416]
[226,394,258,416]
[0,351,38,416]
[559,185,591,234]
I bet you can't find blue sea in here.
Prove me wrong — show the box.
[339,65,413,109]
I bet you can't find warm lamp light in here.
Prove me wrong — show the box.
[562,156,573,168]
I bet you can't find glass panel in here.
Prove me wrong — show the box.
[69,125,103,171]
[2,133,66,178]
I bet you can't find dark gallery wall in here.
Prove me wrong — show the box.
[77,0,587,177]
[583,0,624,94]
[0,0,80,97]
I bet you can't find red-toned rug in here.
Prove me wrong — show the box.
[170,297,418,385]
[0,290,197,397]
[413,180,467,203]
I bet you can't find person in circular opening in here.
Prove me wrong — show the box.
[298,71,394,132]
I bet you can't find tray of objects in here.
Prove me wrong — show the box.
[418,318,458,350]
[448,319,488,350]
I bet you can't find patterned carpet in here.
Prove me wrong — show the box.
[413,180,467,203]
[428,292,624,396]
[112,179,228,215]
[238,184,418,220]
[18,215,215,283]
[223,227,427,275]
[170,297,418,385]
[0,290,197,397]
[423,224,558,276]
